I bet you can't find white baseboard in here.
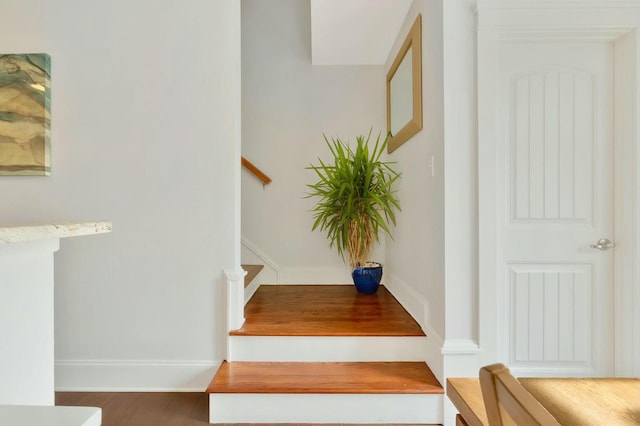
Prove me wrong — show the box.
[241,237,352,284]
[384,272,446,382]
[424,334,445,385]
[384,273,430,333]
[278,267,352,284]
[241,237,280,280]
[244,274,261,303]
[55,360,220,392]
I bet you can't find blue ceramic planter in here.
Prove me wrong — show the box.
[351,263,383,294]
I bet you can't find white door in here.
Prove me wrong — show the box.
[495,41,615,376]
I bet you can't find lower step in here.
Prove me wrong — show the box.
[207,361,444,423]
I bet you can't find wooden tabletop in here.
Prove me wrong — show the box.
[519,378,640,426]
[447,378,488,426]
[447,377,640,426]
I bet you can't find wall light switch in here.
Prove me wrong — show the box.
[427,155,435,177]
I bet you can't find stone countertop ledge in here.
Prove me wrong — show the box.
[0,222,112,244]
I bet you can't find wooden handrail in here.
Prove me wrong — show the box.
[241,156,272,185]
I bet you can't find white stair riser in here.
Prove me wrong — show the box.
[209,393,443,423]
[228,336,428,361]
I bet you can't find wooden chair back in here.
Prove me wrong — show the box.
[479,364,561,426]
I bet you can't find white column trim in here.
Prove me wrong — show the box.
[225,268,247,334]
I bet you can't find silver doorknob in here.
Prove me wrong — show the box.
[590,238,616,251]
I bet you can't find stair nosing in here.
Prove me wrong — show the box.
[207,361,444,395]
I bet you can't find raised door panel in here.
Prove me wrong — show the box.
[511,70,595,223]
[509,264,592,368]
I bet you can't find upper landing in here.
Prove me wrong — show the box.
[231,284,425,337]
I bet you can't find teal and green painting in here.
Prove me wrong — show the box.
[0,54,50,175]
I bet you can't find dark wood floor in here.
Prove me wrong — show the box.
[55,392,436,426]
[56,392,210,426]
[231,285,425,336]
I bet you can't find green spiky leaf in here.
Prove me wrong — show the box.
[305,131,401,267]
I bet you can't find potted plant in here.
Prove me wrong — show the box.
[306,131,401,294]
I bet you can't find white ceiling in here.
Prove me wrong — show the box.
[310,0,413,65]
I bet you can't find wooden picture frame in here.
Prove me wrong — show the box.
[386,14,422,153]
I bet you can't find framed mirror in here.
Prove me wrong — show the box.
[386,14,422,153]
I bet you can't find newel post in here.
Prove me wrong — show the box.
[224,268,247,332]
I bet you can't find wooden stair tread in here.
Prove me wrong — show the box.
[241,264,263,288]
[207,361,443,394]
[231,285,425,337]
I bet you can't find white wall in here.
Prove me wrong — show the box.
[384,3,479,399]
[0,0,241,390]
[384,0,446,339]
[310,0,412,65]
[384,0,479,343]
[241,0,386,284]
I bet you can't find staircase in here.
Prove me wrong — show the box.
[207,271,444,424]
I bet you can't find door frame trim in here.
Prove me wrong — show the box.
[612,29,639,377]
[478,3,640,376]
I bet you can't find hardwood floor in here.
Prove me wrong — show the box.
[207,362,443,394]
[56,392,209,426]
[55,392,437,426]
[231,285,425,336]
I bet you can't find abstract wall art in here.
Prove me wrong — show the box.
[0,54,51,176]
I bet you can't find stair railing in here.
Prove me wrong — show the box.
[241,156,272,185]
